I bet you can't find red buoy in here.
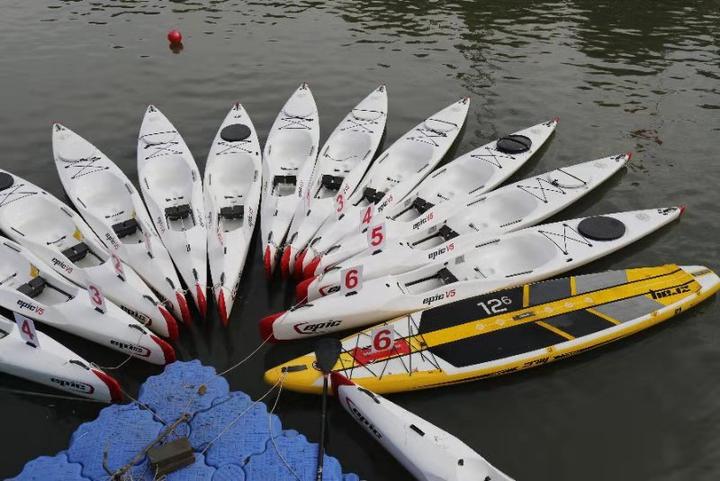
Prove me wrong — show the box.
[167,30,182,44]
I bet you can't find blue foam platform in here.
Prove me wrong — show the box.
[10,361,359,481]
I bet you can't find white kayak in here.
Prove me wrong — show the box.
[282,85,388,278]
[261,207,683,340]
[52,123,189,324]
[300,98,471,278]
[137,105,208,318]
[332,373,513,481]
[300,153,630,298]
[0,314,123,402]
[0,238,175,364]
[204,102,262,325]
[303,119,560,277]
[261,83,320,276]
[0,170,178,339]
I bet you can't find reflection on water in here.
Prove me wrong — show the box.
[1,1,719,480]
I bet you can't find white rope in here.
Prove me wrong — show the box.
[198,373,286,456]
[267,374,302,481]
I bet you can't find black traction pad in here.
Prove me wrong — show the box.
[496,134,532,154]
[220,124,252,142]
[0,172,14,191]
[578,216,626,241]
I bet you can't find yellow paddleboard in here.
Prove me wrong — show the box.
[266,264,719,394]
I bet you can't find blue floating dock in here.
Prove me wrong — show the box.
[10,361,360,481]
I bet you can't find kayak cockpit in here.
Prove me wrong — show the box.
[1,196,104,268]
[208,156,256,233]
[142,155,198,232]
[71,171,146,246]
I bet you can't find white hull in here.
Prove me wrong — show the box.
[302,154,629,298]
[0,314,123,402]
[262,207,682,340]
[260,83,320,276]
[137,105,208,318]
[333,373,513,481]
[300,98,470,277]
[204,103,262,325]
[52,123,189,324]
[304,119,560,276]
[283,85,388,277]
[0,238,175,364]
[0,170,177,339]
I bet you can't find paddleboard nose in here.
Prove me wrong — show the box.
[150,334,176,364]
[280,246,292,279]
[259,311,283,342]
[176,291,192,325]
[264,360,323,394]
[217,289,229,327]
[294,249,307,280]
[303,255,321,279]
[158,305,180,340]
[91,369,124,403]
[296,275,316,303]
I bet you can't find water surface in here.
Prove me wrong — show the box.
[1,1,719,479]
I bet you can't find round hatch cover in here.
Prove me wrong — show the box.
[0,172,14,191]
[496,134,532,154]
[220,124,252,142]
[578,216,626,241]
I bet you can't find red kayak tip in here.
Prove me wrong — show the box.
[263,246,272,279]
[679,205,687,216]
[92,369,124,403]
[303,256,321,279]
[280,247,292,279]
[330,372,354,397]
[159,305,179,341]
[296,275,316,303]
[196,284,207,319]
[626,151,633,161]
[151,334,176,364]
[217,290,229,327]
[176,292,192,325]
[294,249,307,280]
[259,311,283,342]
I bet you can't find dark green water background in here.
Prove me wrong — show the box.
[1,1,719,479]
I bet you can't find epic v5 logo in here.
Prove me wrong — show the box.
[51,257,74,274]
[16,299,45,315]
[427,242,454,261]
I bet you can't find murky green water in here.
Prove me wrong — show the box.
[1,1,719,479]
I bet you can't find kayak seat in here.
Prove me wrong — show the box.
[438,225,459,241]
[112,218,140,238]
[412,197,434,214]
[496,134,532,154]
[438,267,458,285]
[362,187,385,205]
[321,175,344,192]
[17,276,47,298]
[220,123,252,142]
[62,242,90,263]
[220,205,244,220]
[273,175,297,188]
[273,175,297,196]
[0,172,14,191]
[165,204,192,222]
